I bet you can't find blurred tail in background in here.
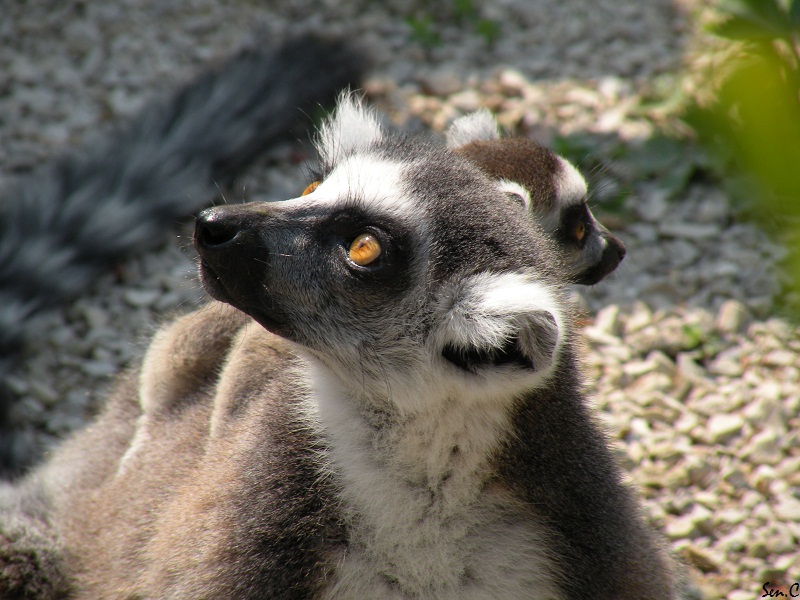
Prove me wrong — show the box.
[0,34,368,476]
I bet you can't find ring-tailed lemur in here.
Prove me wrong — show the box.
[0,96,690,599]
[446,110,626,285]
[0,35,367,474]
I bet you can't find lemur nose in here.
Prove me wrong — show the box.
[610,235,626,261]
[194,207,241,250]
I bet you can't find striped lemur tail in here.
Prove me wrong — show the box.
[0,35,367,475]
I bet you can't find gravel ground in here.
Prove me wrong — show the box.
[2,0,799,597]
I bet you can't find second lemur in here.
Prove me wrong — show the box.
[447,111,626,285]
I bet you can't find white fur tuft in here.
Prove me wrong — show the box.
[316,92,385,167]
[554,156,587,205]
[445,110,500,148]
[444,271,563,353]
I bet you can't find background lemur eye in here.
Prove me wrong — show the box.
[302,181,320,196]
[575,221,586,241]
[348,233,382,266]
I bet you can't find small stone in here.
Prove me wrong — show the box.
[687,462,716,489]
[497,69,527,95]
[29,380,59,406]
[773,495,800,522]
[675,352,710,386]
[743,429,784,466]
[645,350,677,376]
[707,413,745,444]
[715,300,750,334]
[582,326,624,348]
[674,412,700,435]
[418,71,462,96]
[81,305,110,329]
[623,359,659,378]
[765,526,796,555]
[716,526,749,553]
[715,508,747,526]
[449,89,481,113]
[80,360,120,378]
[622,302,653,334]
[707,348,744,377]
[763,349,798,368]
[752,503,775,524]
[748,539,769,559]
[123,289,161,308]
[664,515,699,540]
[593,304,621,336]
[742,393,782,424]
[658,221,720,240]
[679,544,722,573]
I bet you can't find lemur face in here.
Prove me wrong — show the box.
[446,112,625,285]
[195,96,567,408]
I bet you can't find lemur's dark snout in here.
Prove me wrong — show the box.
[575,233,626,286]
[194,205,272,309]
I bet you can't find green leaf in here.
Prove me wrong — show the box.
[708,14,788,40]
[406,15,442,49]
[452,0,478,21]
[791,0,800,27]
[715,0,792,36]
[723,0,784,21]
[475,19,501,46]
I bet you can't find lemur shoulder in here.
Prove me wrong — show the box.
[0,96,690,599]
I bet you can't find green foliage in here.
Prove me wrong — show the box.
[683,0,800,306]
[405,0,502,50]
[406,14,442,50]
[680,323,705,352]
[710,0,800,46]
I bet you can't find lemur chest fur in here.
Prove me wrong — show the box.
[309,364,562,599]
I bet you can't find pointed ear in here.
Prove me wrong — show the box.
[316,92,384,167]
[445,109,500,148]
[439,272,563,380]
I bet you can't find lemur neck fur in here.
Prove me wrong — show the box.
[307,356,513,501]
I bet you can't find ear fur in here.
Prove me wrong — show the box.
[316,92,384,168]
[445,109,500,148]
[439,272,563,380]
[496,178,532,210]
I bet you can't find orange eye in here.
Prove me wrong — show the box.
[348,233,382,267]
[575,222,586,241]
[302,181,320,196]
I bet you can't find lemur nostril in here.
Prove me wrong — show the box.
[194,209,240,249]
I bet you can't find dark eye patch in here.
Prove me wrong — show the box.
[315,207,415,285]
[556,202,593,248]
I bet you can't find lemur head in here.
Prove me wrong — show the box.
[195,96,569,411]
[446,111,625,286]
